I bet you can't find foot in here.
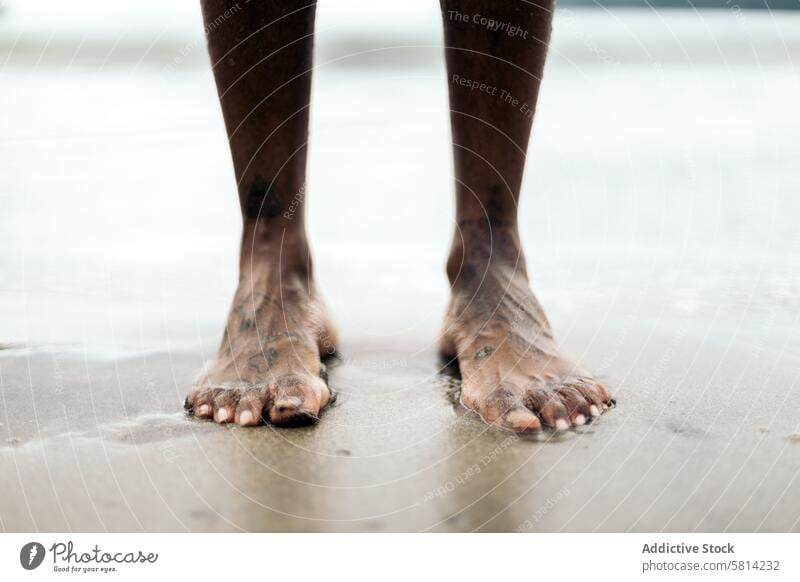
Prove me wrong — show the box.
[441,240,613,433]
[185,243,336,427]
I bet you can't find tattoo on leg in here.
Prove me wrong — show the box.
[244,175,284,220]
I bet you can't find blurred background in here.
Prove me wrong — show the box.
[2,0,798,351]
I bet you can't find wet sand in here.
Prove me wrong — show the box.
[1,4,800,531]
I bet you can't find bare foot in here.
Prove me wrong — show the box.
[185,241,336,427]
[441,232,613,433]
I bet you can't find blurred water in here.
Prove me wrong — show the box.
[2,2,799,349]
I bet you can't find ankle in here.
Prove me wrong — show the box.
[446,222,526,289]
[241,223,313,280]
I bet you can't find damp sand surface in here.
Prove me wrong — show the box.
[1,5,800,531]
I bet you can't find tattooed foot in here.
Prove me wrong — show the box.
[441,234,613,433]
[185,240,336,427]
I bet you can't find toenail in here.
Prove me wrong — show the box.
[574,414,586,426]
[216,408,229,422]
[590,405,601,417]
[239,410,254,425]
[555,418,570,431]
[274,397,302,413]
[197,404,210,417]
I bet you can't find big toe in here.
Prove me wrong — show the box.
[471,387,541,433]
[269,396,318,426]
[266,375,328,427]
[499,407,542,433]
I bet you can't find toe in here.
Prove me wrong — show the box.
[270,408,318,427]
[235,393,265,426]
[555,385,591,426]
[214,407,232,423]
[266,375,327,426]
[595,381,614,405]
[193,389,217,419]
[526,388,571,430]
[472,387,522,429]
[184,388,199,411]
[575,378,612,412]
[213,390,239,424]
[500,407,542,433]
[269,396,315,426]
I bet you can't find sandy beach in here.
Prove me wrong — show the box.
[1,1,799,531]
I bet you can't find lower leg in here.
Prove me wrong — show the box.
[186,0,335,427]
[439,0,612,432]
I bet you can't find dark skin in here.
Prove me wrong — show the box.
[186,0,613,431]
[185,0,333,427]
